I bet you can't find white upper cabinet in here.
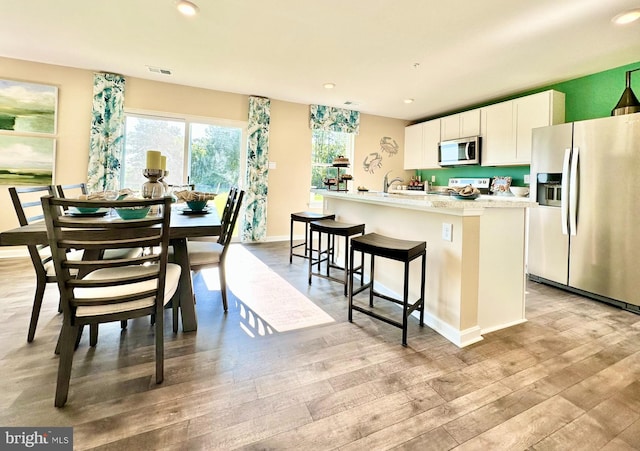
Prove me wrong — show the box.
[404,89,565,168]
[403,119,441,169]
[481,101,515,166]
[440,109,481,141]
[481,90,565,166]
[404,123,424,169]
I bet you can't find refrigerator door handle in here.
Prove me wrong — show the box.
[569,147,579,236]
[561,148,571,235]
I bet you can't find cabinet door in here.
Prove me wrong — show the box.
[514,92,552,164]
[459,109,480,137]
[481,101,514,166]
[404,123,424,169]
[440,115,460,141]
[422,119,441,169]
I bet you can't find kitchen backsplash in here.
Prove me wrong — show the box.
[418,166,531,187]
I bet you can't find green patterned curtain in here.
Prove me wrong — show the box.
[309,104,360,134]
[242,96,271,242]
[87,73,126,192]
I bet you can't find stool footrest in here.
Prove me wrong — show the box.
[350,305,403,329]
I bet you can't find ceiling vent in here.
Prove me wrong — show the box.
[147,66,172,75]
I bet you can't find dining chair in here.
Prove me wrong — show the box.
[9,186,86,343]
[56,182,144,338]
[55,182,87,201]
[41,195,179,407]
[56,182,143,261]
[173,187,244,312]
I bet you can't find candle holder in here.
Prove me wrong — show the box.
[142,168,164,199]
[159,170,169,195]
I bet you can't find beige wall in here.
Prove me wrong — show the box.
[0,56,409,245]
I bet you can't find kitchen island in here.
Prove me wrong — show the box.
[318,190,534,347]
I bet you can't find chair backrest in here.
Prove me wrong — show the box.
[9,186,56,278]
[218,187,244,247]
[56,183,88,199]
[40,195,173,321]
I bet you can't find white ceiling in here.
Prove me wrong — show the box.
[1,0,639,121]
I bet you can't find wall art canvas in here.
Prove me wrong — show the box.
[0,79,58,134]
[0,135,55,185]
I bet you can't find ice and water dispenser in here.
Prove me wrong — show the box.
[537,173,562,207]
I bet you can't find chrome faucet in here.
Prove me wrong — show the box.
[383,171,403,193]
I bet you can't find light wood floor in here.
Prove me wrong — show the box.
[1,241,640,450]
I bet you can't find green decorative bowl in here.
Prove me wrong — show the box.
[186,200,207,211]
[115,206,150,220]
[75,206,99,213]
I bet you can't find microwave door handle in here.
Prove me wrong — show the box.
[465,142,471,160]
[561,148,571,235]
[569,147,579,236]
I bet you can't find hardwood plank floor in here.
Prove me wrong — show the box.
[1,241,640,450]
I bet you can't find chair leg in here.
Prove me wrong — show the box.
[155,307,164,384]
[219,262,228,312]
[289,218,294,264]
[89,324,98,347]
[75,324,84,350]
[171,291,179,333]
[55,323,79,407]
[121,320,127,329]
[27,278,46,342]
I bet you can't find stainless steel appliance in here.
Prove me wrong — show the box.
[438,136,481,166]
[528,113,640,311]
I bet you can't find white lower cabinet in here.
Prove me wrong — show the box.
[481,90,565,166]
[403,118,440,169]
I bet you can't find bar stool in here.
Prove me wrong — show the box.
[348,233,426,346]
[290,212,336,263]
[309,219,365,296]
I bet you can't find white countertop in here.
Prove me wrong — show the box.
[316,189,535,213]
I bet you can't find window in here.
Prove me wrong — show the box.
[310,130,354,207]
[122,111,246,195]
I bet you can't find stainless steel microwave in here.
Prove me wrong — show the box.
[438,136,481,166]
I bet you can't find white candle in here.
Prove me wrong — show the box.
[146,150,162,169]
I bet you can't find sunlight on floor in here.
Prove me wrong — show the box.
[201,245,335,336]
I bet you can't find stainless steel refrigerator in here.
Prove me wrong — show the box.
[528,113,640,311]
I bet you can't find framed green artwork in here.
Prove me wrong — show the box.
[0,79,58,134]
[0,135,55,185]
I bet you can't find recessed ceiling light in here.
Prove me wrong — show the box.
[323,83,336,89]
[404,98,415,104]
[612,9,640,25]
[177,0,199,16]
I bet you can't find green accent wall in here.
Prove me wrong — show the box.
[417,60,640,187]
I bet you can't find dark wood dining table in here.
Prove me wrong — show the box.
[0,206,221,332]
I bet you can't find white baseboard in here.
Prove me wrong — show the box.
[481,318,527,335]
[0,247,28,259]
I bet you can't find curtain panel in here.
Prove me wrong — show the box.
[242,96,271,242]
[309,104,360,135]
[87,73,126,192]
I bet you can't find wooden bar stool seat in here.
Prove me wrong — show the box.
[309,219,365,296]
[290,211,335,263]
[348,232,426,346]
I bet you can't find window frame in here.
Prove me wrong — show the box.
[123,108,248,188]
[309,129,355,209]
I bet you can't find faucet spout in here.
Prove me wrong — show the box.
[383,171,404,193]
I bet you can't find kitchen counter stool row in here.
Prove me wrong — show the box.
[290,210,427,345]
